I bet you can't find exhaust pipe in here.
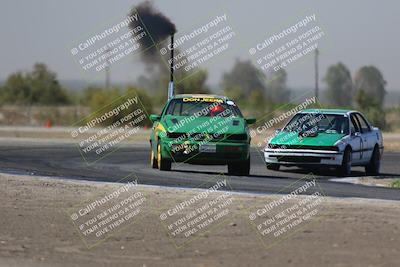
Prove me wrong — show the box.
[167,34,174,100]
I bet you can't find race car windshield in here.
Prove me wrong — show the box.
[283,113,349,135]
[165,99,243,117]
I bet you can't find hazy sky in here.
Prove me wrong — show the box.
[0,0,399,90]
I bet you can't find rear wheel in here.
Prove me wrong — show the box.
[365,146,380,175]
[266,163,280,171]
[337,148,352,176]
[228,156,250,176]
[157,142,171,171]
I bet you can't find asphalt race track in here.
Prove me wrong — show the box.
[0,142,399,200]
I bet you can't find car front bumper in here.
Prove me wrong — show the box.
[264,148,343,166]
[160,139,250,164]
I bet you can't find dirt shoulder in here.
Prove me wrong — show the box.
[0,173,399,267]
[330,176,400,188]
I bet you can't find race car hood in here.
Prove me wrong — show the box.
[163,115,246,135]
[269,131,346,147]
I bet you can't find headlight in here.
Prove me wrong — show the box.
[268,143,279,149]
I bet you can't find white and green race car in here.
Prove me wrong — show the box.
[264,109,384,176]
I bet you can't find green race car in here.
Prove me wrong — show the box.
[149,94,256,175]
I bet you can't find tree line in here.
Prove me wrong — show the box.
[324,63,386,128]
[0,61,389,128]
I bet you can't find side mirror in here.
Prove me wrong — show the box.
[245,117,256,125]
[149,114,161,123]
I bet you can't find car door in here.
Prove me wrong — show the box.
[354,113,374,163]
[348,113,363,164]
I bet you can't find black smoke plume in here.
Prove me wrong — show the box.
[129,1,176,64]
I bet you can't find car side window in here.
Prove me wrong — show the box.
[165,100,178,115]
[350,114,361,134]
[173,102,183,115]
[160,104,168,116]
[355,113,371,133]
[333,116,349,134]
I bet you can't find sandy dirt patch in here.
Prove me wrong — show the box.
[0,173,399,267]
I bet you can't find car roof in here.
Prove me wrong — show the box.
[172,94,229,100]
[300,109,356,115]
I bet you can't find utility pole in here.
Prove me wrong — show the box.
[314,48,319,99]
[105,48,110,89]
[168,34,175,99]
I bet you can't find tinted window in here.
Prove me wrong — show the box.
[284,112,349,134]
[165,99,243,117]
[355,113,371,133]
[350,114,361,133]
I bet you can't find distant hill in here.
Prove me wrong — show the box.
[2,79,399,107]
[59,80,134,91]
[287,87,400,108]
[0,79,92,92]
[59,80,92,91]
[209,84,400,107]
[385,90,400,107]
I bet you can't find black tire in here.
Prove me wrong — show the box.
[150,144,158,169]
[157,142,171,171]
[266,163,280,171]
[338,148,352,177]
[365,146,380,175]
[228,156,250,176]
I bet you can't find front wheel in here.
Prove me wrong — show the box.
[150,147,157,169]
[228,156,250,176]
[157,142,171,171]
[337,148,352,177]
[365,146,380,175]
